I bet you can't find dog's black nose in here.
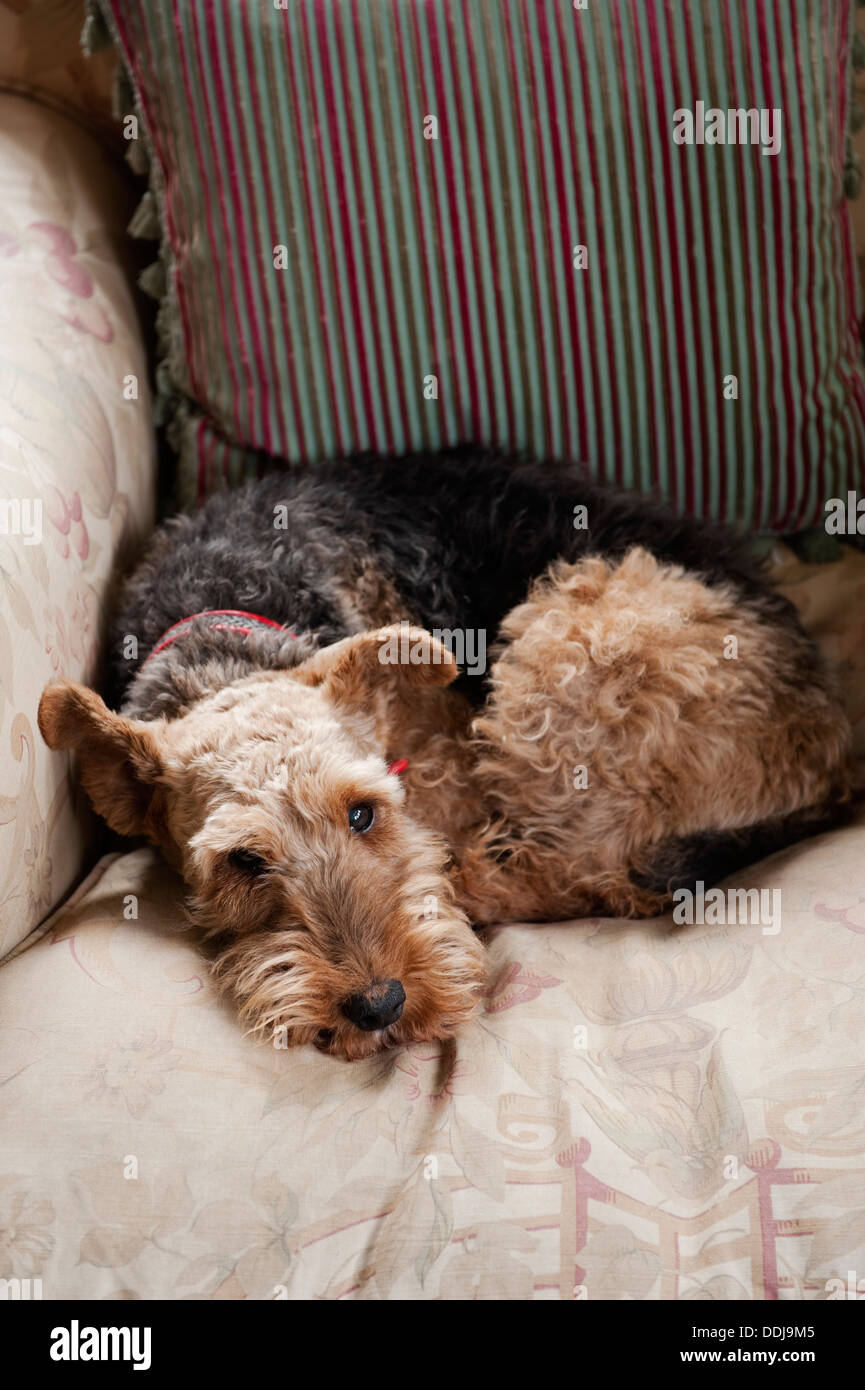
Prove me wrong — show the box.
[341,979,406,1031]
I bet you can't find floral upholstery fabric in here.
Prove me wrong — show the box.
[0,92,155,959]
[2,798,865,1299]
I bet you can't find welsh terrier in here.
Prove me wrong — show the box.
[38,450,851,1060]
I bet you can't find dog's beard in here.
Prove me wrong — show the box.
[205,903,486,1061]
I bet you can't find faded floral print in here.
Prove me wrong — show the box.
[2,823,865,1299]
[0,92,155,958]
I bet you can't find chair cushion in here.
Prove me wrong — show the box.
[3,823,865,1300]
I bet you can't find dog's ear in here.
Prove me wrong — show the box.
[296,625,459,704]
[38,681,165,838]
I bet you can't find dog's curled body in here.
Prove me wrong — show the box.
[39,449,852,1057]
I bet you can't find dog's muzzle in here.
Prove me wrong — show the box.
[340,979,406,1031]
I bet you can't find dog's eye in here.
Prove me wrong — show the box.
[228,848,267,875]
[347,802,375,834]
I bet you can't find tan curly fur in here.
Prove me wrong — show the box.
[443,549,850,922]
[38,550,851,1059]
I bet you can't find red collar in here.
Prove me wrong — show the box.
[141,608,409,776]
[141,608,293,667]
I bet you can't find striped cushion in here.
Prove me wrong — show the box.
[96,0,865,530]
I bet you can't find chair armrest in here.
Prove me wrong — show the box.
[0,93,156,959]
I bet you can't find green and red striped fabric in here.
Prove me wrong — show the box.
[98,0,865,530]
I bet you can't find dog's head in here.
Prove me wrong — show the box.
[38,626,485,1060]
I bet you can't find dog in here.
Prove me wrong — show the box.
[38,448,852,1060]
